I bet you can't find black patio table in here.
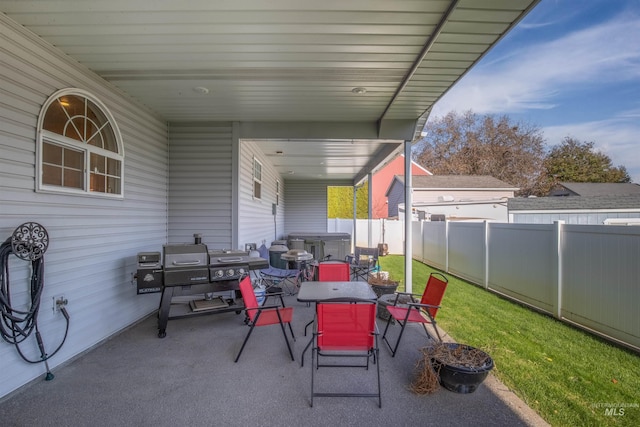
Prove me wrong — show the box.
[297,280,377,303]
[297,280,377,365]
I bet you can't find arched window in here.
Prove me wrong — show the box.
[37,89,124,197]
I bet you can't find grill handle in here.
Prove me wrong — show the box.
[138,262,160,267]
[172,260,202,266]
[216,257,244,263]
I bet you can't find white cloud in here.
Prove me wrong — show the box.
[428,10,640,184]
[431,14,640,118]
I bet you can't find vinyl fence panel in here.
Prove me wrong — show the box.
[488,223,557,313]
[421,221,447,271]
[414,220,640,351]
[561,225,640,348]
[448,222,486,285]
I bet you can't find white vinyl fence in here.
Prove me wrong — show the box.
[328,218,405,254]
[414,220,640,352]
[330,218,639,351]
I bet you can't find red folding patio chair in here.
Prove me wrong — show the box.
[307,259,350,308]
[235,277,295,362]
[302,260,351,338]
[381,272,448,357]
[317,260,350,282]
[310,299,381,408]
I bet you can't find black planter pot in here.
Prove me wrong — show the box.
[431,343,494,394]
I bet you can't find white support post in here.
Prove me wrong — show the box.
[554,220,564,319]
[484,220,489,290]
[404,141,412,294]
[352,185,357,251]
[368,172,373,248]
[445,219,449,273]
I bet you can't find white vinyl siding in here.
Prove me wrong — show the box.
[412,189,514,204]
[238,140,284,248]
[237,145,353,249]
[0,14,168,399]
[167,122,233,248]
[284,179,351,236]
[512,211,640,225]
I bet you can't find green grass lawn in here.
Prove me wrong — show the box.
[378,255,639,427]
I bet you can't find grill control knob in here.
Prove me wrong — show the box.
[227,268,235,277]
[238,268,246,275]
[214,270,224,278]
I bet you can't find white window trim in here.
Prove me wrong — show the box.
[36,88,125,198]
[252,157,262,200]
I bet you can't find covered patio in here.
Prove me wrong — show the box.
[1,294,546,426]
[0,0,542,409]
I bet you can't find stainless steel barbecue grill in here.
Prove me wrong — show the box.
[137,240,268,338]
[163,244,209,286]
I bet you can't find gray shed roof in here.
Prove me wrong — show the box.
[553,182,640,197]
[508,194,640,211]
[409,175,518,190]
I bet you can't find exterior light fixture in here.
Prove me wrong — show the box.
[193,86,209,94]
[351,87,367,94]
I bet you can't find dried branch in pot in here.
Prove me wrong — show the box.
[410,352,440,394]
[410,342,493,395]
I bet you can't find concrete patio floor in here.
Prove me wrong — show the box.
[1,294,548,426]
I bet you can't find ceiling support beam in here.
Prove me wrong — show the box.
[353,143,403,186]
[378,0,460,124]
[239,120,416,141]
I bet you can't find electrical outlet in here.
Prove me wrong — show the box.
[52,295,68,313]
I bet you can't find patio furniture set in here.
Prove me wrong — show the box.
[144,240,449,407]
[233,255,449,408]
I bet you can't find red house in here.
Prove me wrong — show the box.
[371,155,432,219]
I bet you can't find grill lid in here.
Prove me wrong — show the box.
[163,244,208,269]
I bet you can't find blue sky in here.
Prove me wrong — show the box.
[428,0,640,183]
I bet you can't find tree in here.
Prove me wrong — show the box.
[414,110,547,196]
[327,183,369,219]
[544,137,630,184]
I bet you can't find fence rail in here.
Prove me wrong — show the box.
[329,218,640,351]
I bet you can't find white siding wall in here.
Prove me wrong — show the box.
[284,180,351,236]
[238,140,286,249]
[512,211,640,225]
[0,15,168,398]
[388,181,513,218]
[413,189,513,203]
[168,122,233,248]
